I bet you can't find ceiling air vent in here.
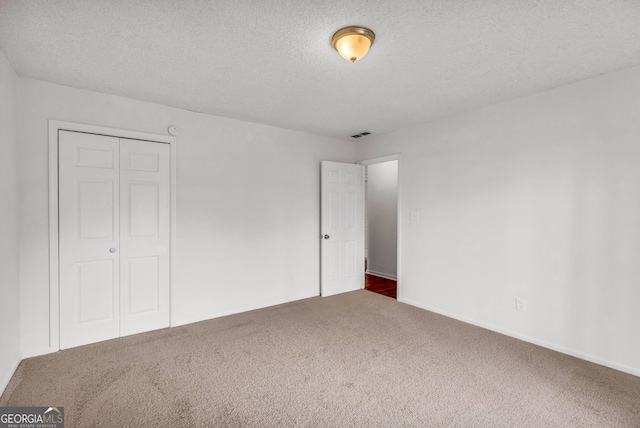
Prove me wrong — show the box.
[350,131,371,139]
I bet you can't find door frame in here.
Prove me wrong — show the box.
[356,154,401,298]
[48,120,177,352]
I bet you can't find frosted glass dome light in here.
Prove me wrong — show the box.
[332,26,375,63]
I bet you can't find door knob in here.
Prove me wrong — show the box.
[109,248,117,253]
[323,234,330,239]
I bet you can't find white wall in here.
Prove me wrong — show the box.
[17,78,358,357]
[12,62,640,377]
[0,50,21,393]
[357,66,640,376]
[366,161,398,278]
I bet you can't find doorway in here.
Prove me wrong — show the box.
[360,156,399,299]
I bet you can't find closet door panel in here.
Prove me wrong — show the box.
[59,131,121,349]
[119,138,171,336]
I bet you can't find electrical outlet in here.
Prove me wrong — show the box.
[516,298,527,312]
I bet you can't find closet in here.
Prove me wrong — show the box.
[58,130,170,349]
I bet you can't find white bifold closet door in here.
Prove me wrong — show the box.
[58,130,170,350]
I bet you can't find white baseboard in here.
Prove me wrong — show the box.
[398,297,640,378]
[0,353,22,397]
[172,292,319,328]
[365,270,397,281]
[21,346,56,360]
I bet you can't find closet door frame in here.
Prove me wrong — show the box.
[48,120,177,353]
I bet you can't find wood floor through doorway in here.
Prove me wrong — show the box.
[365,273,397,299]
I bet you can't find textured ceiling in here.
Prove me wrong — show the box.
[1,0,639,140]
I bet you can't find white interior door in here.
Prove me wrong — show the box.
[320,161,365,297]
[59,131,170,349]
[59,131,121,349]
[119,139,170,336]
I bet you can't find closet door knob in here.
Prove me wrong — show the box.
[109,248,117,253]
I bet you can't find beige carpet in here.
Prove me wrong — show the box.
[2,290,639,427]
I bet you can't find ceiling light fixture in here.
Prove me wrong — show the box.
[332,26,375,63]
